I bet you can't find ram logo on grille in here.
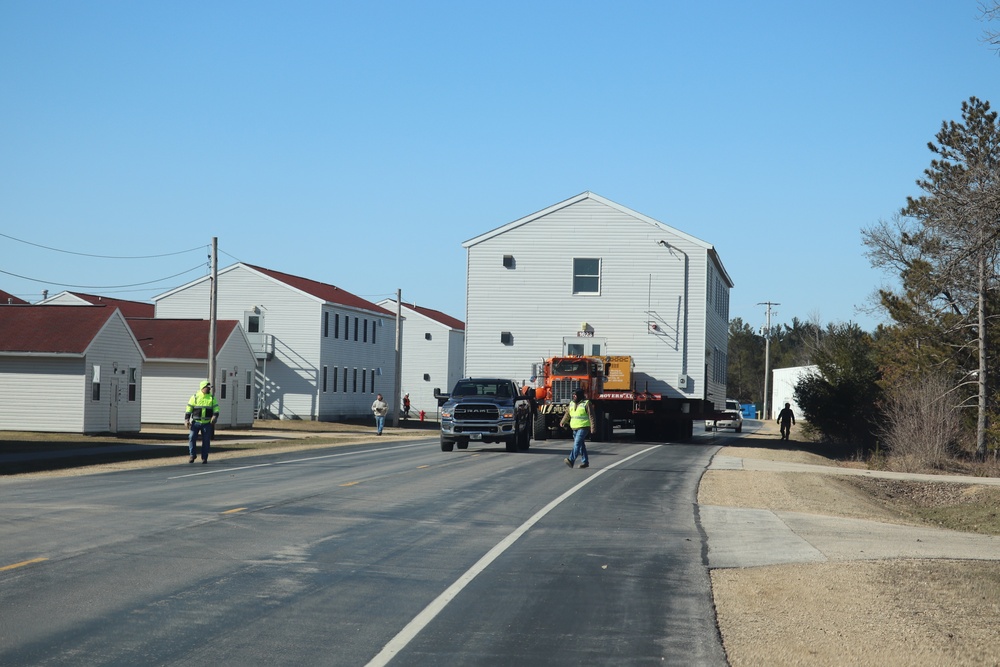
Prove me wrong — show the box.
[455,405,499,419]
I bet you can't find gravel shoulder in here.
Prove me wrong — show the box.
[702,423,1000,666]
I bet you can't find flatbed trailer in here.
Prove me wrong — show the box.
[529,355,723,442]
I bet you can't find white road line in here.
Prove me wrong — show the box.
[166,442,431,479]
[365,445,660,667]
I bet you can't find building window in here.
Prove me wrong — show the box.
[332,367,339,392]
[220,376,228,399]
[501,331,513,345]
[246,370,252,400]
[343,366,348,393]
[573,258,601,294]
[372,320,377,344]
[92,365,101,400]
[344,315,349,340]
[353,368,358,393]
[503,254,514,269]
[363,318,368,343]
[127,367,137,401]
[361,367,367,393]
[370,369,376,393]
[324,312,329,338]
[425,333,432,341]
[354,317,359,341]
[567,343,584,355]
[246,315,261,333]
[423,373,430,381]
[335,313,340,338]
[322,366,328,392]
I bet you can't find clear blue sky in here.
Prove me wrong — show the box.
[2,1,997,334]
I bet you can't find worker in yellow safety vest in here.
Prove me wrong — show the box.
[559,388,595,469]
[184,380,220,464]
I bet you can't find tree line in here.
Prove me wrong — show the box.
[728,94,1000,468]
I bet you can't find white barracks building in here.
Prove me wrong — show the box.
[462,192,733,410]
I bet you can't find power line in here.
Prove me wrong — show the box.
[0,264,207,290]
[0,232,206,259]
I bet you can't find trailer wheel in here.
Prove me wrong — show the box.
[533,413,548,441]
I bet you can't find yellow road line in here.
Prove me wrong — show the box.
[340,481,360,487]
[0,557,48,572]
[417,465,429,469]
[222,507,247,514]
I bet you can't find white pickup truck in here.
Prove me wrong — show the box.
[705,398,744,433]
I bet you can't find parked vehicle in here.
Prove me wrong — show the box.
[705,398,743,432]
[435,378,533,452]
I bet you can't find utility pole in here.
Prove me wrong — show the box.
[208,237,218,387]
[392,289,402,428]
[758,301,779,420]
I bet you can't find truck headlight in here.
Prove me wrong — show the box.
[502,411,514,419]
[441,410,451,419]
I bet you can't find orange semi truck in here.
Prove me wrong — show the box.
[528,354,721,442]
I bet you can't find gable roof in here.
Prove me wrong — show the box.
[154,263,394,316]
[127,319,241,360]
[0,305,130,355]
[0,289,28,305]
[241,264,394,315]
[462,191,734,287]
[41,291,155,318]
[379,300,465,331]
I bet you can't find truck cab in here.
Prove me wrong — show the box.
[437,378,532,453]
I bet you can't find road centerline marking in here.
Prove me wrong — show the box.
[1,557,48,572]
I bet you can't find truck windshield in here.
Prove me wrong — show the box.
[551,359,587,375]
[452,382,510,397]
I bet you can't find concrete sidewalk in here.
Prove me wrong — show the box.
[700,452,1000,569]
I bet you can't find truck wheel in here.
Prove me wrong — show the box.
[505,434,518,453]
[518,424,531,451]
[457,441,469,449]
[736,423,742,433]
[532,413,548,441]
[440,436,454,452]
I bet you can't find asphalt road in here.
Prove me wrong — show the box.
[0,435,727,666]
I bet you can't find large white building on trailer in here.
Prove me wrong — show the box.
[153,263,397,421]
[463,192,734,409]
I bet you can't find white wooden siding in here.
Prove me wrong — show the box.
[0,357,85,432]
[391,304,464,420]
[214,331,258,427]
[465,197,717,398]
[83,314,144,433]
[141,362,200,425]
[156,265,395,421]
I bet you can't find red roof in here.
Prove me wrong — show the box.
[0,290,29,305]
[127,319,239,360]
[244,264,394,316]
[402,302,465,331]
[68,292,155,318]
[0,305,122,354]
